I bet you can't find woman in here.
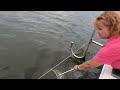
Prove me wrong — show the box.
[74,11,120,71]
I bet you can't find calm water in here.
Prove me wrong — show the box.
[0,11,105,79]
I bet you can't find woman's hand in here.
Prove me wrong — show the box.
[73,65,81,70]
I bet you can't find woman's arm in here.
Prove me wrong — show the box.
[74,59,103,71]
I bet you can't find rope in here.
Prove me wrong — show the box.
[38,42,89,79]
[57,68,74,76]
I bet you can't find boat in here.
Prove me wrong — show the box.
[99,65,117,79]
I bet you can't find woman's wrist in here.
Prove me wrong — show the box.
[74,65,84,70]
[77,65,83,70]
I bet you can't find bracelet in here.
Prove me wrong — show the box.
[77,65,83,70]
[77,65,80,70]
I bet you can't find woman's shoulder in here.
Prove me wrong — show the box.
[106,36,120,45]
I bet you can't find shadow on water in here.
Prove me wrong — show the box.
[29,46,102,79]
[23,34,103,79]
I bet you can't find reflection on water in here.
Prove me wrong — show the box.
[0,11,105,79]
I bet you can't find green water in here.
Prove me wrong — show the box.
[0,11,106,79]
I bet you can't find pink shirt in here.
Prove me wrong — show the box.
[93,36,120,69]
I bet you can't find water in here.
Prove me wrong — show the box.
[0,11,105,79]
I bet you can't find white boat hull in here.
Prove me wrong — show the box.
[99,64,117,79]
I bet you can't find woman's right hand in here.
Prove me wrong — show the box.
[73,65,80,70]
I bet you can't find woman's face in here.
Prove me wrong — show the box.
[94,20,111,39]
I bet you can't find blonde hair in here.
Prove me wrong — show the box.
[92,11,120,36]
